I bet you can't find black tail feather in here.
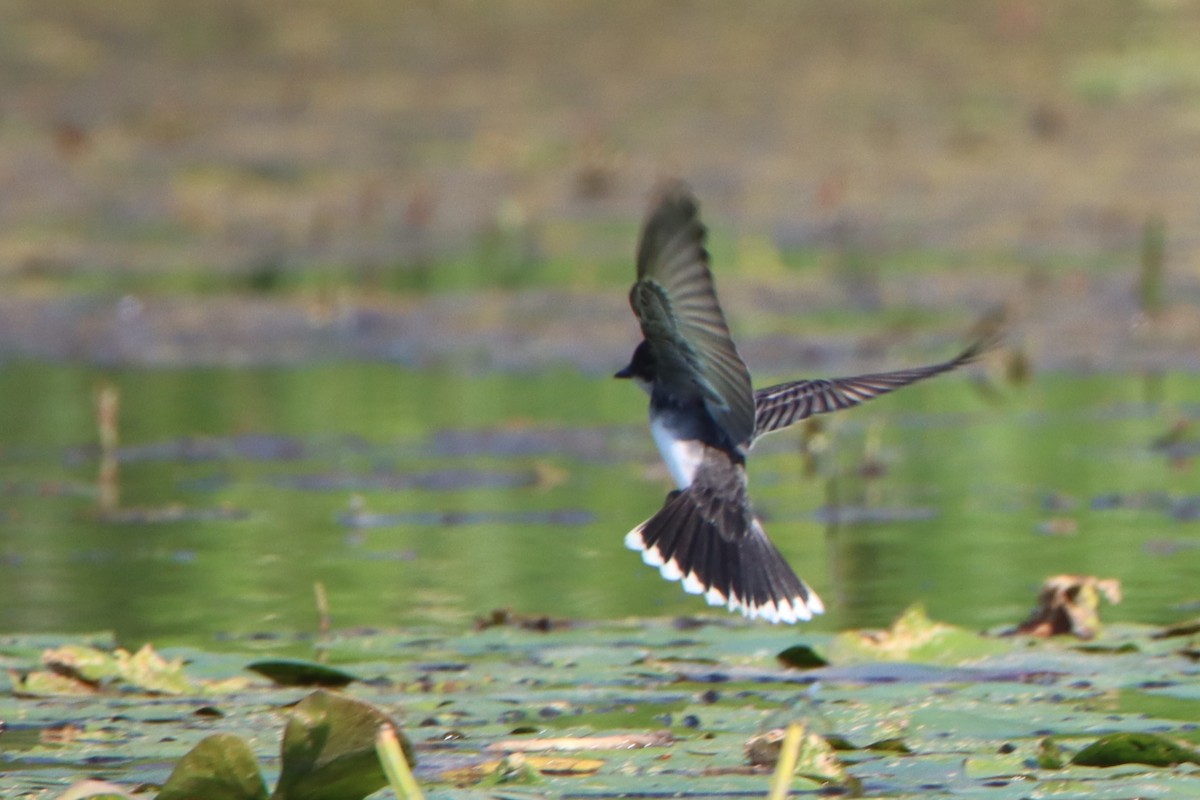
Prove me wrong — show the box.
[626,487,824,623]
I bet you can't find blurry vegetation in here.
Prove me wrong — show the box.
[2,0,1200,311]
[1139,213,1167,318]
[1,1,1198,381]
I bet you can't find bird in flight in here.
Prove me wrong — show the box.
[616,181,992,623]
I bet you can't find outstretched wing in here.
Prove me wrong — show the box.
[629,182,755,446]
[753,335,995,438]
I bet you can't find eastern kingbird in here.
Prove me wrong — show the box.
[617,181,992,623]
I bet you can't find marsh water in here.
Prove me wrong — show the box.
[1,361,1196,648]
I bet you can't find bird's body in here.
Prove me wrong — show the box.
[617,181,991,623]
[649,414,708,489]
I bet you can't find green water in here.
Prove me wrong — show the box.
[0,362,1196,647]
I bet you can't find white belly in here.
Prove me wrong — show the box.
[651,417,705,489]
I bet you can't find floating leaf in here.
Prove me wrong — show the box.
[797,730,843,782]
[156,733,268,800]
[474,608,571,631]
[1152,617,1200,639]
[32,644,197,695]
[246,659,357,688]
[747,728,788,767]
[747,725,848,784]
[14,668,100,696]
[442,754,586,787]
[479,753,545,787]
[963,751,1028,779]
[524,755,605,776]
[866,737,912,754]
[55,780,139,800]
[1037,737,1066,769]
[43,645,120,683]
[1072,732,1200,768]
[776,644,828,669]
[828,604,1008,663]
[822,734,856,751]
[5,619,1200,799]
[273,690,412,800]
[486,730,673,752]
[1013,574,1122,639]
[116,644,197,694]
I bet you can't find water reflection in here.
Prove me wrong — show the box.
[0,362,1197,647]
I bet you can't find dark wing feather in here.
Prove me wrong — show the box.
[630,183,755,445]
[753,335,995,438]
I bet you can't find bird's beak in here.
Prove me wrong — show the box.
[614,364,633,379]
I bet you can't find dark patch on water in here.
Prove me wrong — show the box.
[428,426,633,459]
[0,479,94,498]
[1142,539,1199,557]
[1091,492,1200,521]
[337,508,595,528]
[673,662,1063,686]
[177,473,233,493]
[65,434,307,465]
[274,467,540,492]
[97,506,250,524]
[807,506,937,525]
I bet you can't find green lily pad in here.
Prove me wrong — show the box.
[1072,732,1200,768]
[43,645,121,683]
[116,645,198,695]
[775,644,828,669]
[962,751,1028,779]
[746,725,849,785]
[156,732,269,800]
[14,668,98,696]
[478,753,546,787]
[1153,617,1200,639]
[866,737,912,753]
[828,603,1010,664]
[29,644,198,695]
[6,618,1200,799]
[1037,737,1066,769]
[273,690,413,800]
[246,659,358,688]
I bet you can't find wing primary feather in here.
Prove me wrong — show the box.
[753,334,998,439]
[630,182,756,446]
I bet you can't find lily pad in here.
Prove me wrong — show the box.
[26,644,198,695]
[14,668,98,696]
[6,617,1200,799]
[156,733,269,800]
[42,644,122,684]
[273,689,412,800]
[1072,732,1200,768]
[1037,737,1066,770]
[775,644,828,669]
[115,645,198,694]
[55,780,140,800]
[828,603,1009,664]
[246,659,358,688]
[478,753,546,787]
[1013,574,1122,639]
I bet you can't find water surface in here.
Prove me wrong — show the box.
[0,362,1196,647]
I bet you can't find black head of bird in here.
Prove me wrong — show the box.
[614,340,656,394]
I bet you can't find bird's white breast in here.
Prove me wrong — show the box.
[650,416,705,489]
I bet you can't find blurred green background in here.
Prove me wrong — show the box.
[0,1,1198,646]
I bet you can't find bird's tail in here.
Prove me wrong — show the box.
[625,488,824,624]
